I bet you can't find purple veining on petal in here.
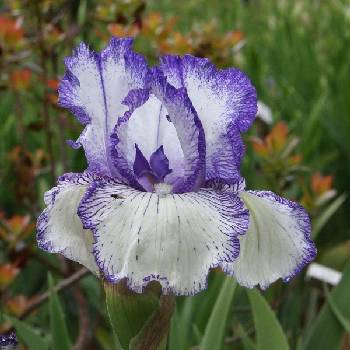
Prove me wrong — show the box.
[160,54,257,185]
[149,145,172,181]
[110,68,206,193]
[78,180,249,296]
[37,171,97,252]
[247,190,317,283]
[110,88,151,189]
[148,67,206,193]
[0,332,18,347]
[206,176,246,193]
[58,37,148,181]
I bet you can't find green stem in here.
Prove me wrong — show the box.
[104,281,175,350]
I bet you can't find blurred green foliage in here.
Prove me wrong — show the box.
[0,0,349,349]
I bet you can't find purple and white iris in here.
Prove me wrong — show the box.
[37,38,316,295]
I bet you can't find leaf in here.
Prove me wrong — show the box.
[200,276,237,350]
[237,324,257,350]
[312,194,347,239]
[6,316,49,350]
[168,297,195,350]
[48,274,72,350]
[303,262,350,350]
[248,289,289,350]
[324,285,350,332]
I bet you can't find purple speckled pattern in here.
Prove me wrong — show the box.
[37,172,96,253]
[0,332,18,347]
[110,67,206,193]
[58,37,147,179]
[78,179,249,295]
[36,36,317,295]
[160,54,257,184]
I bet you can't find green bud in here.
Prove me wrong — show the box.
[104,280,175,350]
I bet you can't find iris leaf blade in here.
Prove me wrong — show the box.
[48,274,72,350]
[200,276,237,350]
[302,262,350,350]
[247,288,290,350]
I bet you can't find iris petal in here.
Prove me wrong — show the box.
[111,68,205,193]
[37,172,99,274]
[58,37,147,179]
[223,191,316,289]
[78,180,249,295]
[160,55,257,184]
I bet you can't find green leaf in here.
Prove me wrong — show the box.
[168,297,196,350]
[6,316,49,350]
[48,274,72,350]
[248,289,289,350]
[303,262,350,350]
[324,284,350,332]
[312,194,347,239]
[237,324,257,350]
[200,276,237,350]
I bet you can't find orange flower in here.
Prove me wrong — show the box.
[0,16,24,47]
[251,137,269,157]
[46,78,59,91]
[0,264,20,288]
[265,121,289,152]
[6,295,32,316]
[311,172,333,195]
[9,68,31,91]
[108,23,139,37]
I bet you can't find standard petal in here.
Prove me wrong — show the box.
[78,181,249,295]
[160,55,257,183]
[224,191,316,289]
[37,172,99,274]
[58,37,147,178]
[111,69,205,193]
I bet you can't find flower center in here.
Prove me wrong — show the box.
[154,183,173,197]
[133,144,172,193]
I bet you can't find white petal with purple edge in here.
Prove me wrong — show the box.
[37,173,98,274]
[111,70,205,193]
[224,191,316,289]
[160,55,257,183]
[59,38,147,178]
[78,181,249,295]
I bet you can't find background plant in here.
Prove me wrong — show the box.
[0,0,349,349]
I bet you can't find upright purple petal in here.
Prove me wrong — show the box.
[58,37,148,180]
[160,54,257,184]
[111,68,206,193]
[150,145,172,181]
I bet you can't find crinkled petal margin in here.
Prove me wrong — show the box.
[37,172,99,274]
[223,190,317,289]
[78,179,249,295]
[160,54,257,184]
[110,68,206,193]
[58,37,148,180]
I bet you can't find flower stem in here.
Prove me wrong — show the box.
[104,281,175,350]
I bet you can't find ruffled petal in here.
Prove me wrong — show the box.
[58,37,147,179]
[160,55,257,183]
[111,68,205,193]
[37,172,99,274]
[78,180,249,295]
[223,191,316,289]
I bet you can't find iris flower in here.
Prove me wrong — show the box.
[37,38,316,295]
